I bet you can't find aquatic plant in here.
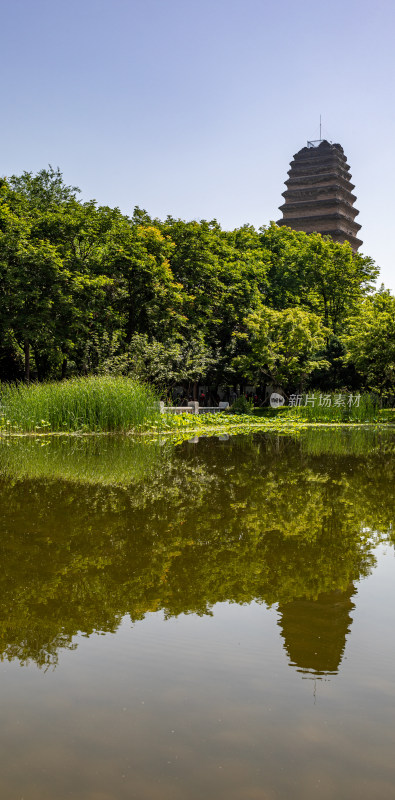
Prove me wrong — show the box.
[253,393,387,424]
[0,376,159,433]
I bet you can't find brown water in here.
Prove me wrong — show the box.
[0,430,394,799]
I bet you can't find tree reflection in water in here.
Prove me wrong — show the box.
[0,429,393,669]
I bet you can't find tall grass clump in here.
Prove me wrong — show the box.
[294,393,380,423]
[253,393,382,423]
[0,376,159,433]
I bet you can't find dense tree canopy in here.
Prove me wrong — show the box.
[343,289,395,397]
[0,167,391,399]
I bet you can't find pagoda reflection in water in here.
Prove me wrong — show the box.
[277,585,356,678]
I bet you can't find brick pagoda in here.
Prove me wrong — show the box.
[277,140,362,252]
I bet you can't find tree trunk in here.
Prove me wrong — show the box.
[24,339,30,383]
[61,357,68,379]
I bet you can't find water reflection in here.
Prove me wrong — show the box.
[0,430,393,670]
[278,585,356,677]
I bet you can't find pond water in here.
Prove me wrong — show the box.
[0,429,394,799]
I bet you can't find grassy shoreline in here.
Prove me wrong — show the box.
[1,377,394,438]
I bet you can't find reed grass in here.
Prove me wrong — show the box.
[253,394,393,423]
[0,376,159,433]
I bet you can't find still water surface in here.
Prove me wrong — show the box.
[0,430,394,799]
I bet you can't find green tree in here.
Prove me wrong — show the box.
[233,304,328,390]
[0,178,114,380]
[8,165,80,207]
[103,217,186,344]
[344,289,395,397]
[261,223,378,333]
[159,217,269,384]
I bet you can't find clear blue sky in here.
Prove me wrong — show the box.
[1,0,394,290]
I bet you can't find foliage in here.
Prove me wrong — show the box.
[8,165,80,207]
[228,395,255,414]
[233,304,328,389]
[261,223,379,331]
[278,392,379,422]
[343,289,395,397]
[0,177,114,381]
[0,375,158,433]
[0,167,391,397]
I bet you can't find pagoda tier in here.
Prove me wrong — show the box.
[281,183,358,206]
[279,196,360,220]
[277,140,362,251]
